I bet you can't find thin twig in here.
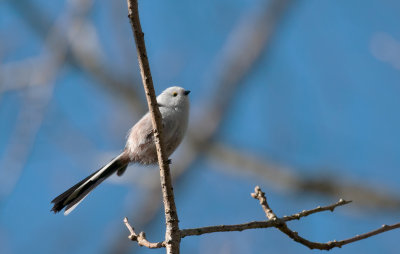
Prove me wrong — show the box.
[282,199,352,221]
[126,0,180,253]
[251,186,277,220]
[251,186,400,250]
[124,217,165,248]
[327,223,400,248]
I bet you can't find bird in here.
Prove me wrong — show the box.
[51,86,190,215]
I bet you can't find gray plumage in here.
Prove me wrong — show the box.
[51,86,190,215]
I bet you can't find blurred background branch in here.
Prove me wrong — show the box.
[8,0,145,111]
[0,0,93,200]
[208,142,400,211]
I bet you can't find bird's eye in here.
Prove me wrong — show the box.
[172,92,178,97]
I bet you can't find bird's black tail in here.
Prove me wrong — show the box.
[51,153,128,215]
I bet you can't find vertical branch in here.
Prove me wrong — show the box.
[126,0,180,253]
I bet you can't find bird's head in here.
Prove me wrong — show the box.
[157,86,190,110]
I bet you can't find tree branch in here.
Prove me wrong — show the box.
[126,0,180,253]
[181,193,351,238]
[282,198,351,221]
[181,221,277,238]
[251,186,400,250]
[124,217,165,248]
[180,187,400,250]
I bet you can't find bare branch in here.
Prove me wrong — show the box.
[126,0,180,253]
[251,186,400,250]
[251,186,277,220]
[181,191,352,238]
[180,187,400,251]
[328,223,400,248]
[124,218,165,248]
[181,221,277,238]
[282,199,352,221]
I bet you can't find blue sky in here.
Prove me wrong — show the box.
[1,0,400,253]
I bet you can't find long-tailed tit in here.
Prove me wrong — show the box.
[51,86,190,215]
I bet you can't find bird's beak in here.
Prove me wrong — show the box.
[184,90,191,96]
